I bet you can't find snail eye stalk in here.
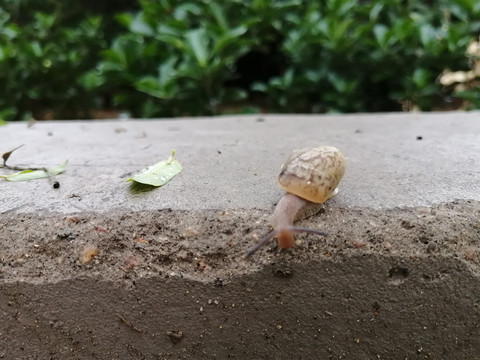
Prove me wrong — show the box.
[245,231,277,258]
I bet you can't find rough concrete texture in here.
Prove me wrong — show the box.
[0,112,480,359]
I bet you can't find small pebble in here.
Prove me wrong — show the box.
[79,245,99,264]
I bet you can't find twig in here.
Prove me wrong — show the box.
[0,164,44,171]
[1,145,61,189]
[118,314,143,333]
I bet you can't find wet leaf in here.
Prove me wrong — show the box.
[127,150,182,186]
[1,161,68,181]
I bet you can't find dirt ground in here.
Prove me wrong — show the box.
[1,200,479,359]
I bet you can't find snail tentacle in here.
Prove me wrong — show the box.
[245,230,277,258]
[287,226,328,237]
[245,226,328,258]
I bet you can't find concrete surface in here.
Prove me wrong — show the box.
[1,112,479,214]
[0,112,480,359]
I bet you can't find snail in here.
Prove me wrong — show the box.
[245,146,345,257]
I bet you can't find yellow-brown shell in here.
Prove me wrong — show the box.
[277,146,345,203]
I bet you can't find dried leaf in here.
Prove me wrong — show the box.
[127,150,182,186]
[439,70,475,86]
[1,161,68,182]
[2,145,24,165]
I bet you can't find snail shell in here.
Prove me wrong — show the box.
[278,146,345,204]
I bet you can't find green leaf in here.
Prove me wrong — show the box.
[419,24,436,46]
[101,48,127,71]
[448,4,469,22]
[174,3,202,20]
[135,76,163,98]
[369,3,383,21]
[156,34,185,49]
[157,24,183,37]
[208,2,229,30]
[185,28,209,67]
[1,24,18,40]
[127,150,182,186]
[29,41,42,57]
[130,13,154,36]
[35,12,56,29]
[412,68,430,88]
[79,70,104,90]
[373,24,389,47]
[212,26,247,56]
[0,119,7,126]
[1,161,68,182]
[251,82,267,92]
[115,13,133,28]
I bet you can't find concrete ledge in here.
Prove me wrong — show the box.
[1,112,479,214]
[1,112,480,358]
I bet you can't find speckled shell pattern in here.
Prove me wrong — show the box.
[277,146,345,204]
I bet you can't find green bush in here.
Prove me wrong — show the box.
[0,0,134,120]
[253,0,480,112]
[0,0,479,119]
[0,5,105,119]
[98,0,262,117]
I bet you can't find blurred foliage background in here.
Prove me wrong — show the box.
[0,0,479,120]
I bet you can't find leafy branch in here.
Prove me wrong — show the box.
[1,145,67,188]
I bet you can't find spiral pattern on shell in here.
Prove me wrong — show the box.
[277,146,345,203]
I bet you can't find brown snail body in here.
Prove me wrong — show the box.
[245,146,345,257]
